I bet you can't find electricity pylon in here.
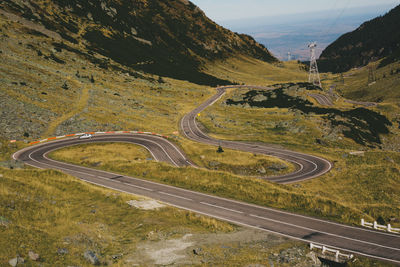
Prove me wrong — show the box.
[308,42,322,89]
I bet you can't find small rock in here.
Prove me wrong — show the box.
[9,256,24,266]
[349,151,365,156]
[208,161,220,167]
[57,248,69,255]
[0,216,10,227]
[193,247,202,255]
[306,252,321,265]
[84,250,100,265]
[257,166,266,174]
[28,251,40,261]
[0,174,3,177]
[385,157,395,163]
[200,155,205,159]
[111,253,123,260]
[269,163,287,171]
[315,138,327,146]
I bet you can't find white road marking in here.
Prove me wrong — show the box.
[159,191,193,201]
[119,182,154,192]
[200,202,244,214]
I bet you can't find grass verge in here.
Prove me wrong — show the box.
[50,143,384,227]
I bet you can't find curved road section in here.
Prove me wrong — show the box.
[13,86,400,265]
[181,86,332,184]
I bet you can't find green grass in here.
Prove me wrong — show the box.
[195,86,400,228]
[50,142,393,227]
[204,55,308,85]
[0,167,238,266]
[323,60,400,103]
[1,9,399,266]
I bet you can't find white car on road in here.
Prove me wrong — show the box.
[79,134,93,139]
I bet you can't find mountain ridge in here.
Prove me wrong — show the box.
[318,4,400,73]
[1,0,277,85]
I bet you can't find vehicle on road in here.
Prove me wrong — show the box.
[79,134,93,139]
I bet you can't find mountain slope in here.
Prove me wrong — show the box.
[0,0,276,85]
[318,4,400,73]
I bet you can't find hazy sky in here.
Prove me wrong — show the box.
[190,0,400,22]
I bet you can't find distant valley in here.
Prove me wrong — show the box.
[220,4,398,61]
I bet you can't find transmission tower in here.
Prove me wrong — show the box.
[287,52,292,61]
[308,42,322,88]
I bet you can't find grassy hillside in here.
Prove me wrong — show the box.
[0,0,276,85]
[1,3,399,266]
[327,61,400,103]
[204,56,307,85]
[6,166,339,266]
[194,83,400,226]
[319,4,400,73]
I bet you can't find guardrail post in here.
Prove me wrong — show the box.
[373,221,378,229]
[388,224,392,232]
[335,251,340,260]
[310,243,314,250]
[322,246,326,254]
[361,218,365,226]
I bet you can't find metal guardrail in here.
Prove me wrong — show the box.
[361,219,400,234]
[310,243,354,261]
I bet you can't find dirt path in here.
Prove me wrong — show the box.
[42,84,90,137]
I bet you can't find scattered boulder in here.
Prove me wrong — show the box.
[111,253,123,260]
[84,250,100,265]
[208,161,221,167]
[306,251,321,265]
[252,94,268,102]
[349,151,365,156]
[28,251,40,261]
[9,256,24,266]
[269,163,287,171]
[385,156,395,163]
[57,248,69,255]
[257,166,266,174]
[193,247,202,255]
[315,138,328,146]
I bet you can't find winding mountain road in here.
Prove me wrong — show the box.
[308,93,333,106]
[13,86,400,265]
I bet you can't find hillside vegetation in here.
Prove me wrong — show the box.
[1,1,400,266]
[0,0,276,85]
[319,4,400,73]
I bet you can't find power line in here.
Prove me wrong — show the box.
[319,0,352,39]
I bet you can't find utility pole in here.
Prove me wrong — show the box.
[308,42,322,89]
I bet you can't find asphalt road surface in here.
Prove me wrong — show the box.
[308,93,333,106]
[182,86,332,184]
[13,86,400,265]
